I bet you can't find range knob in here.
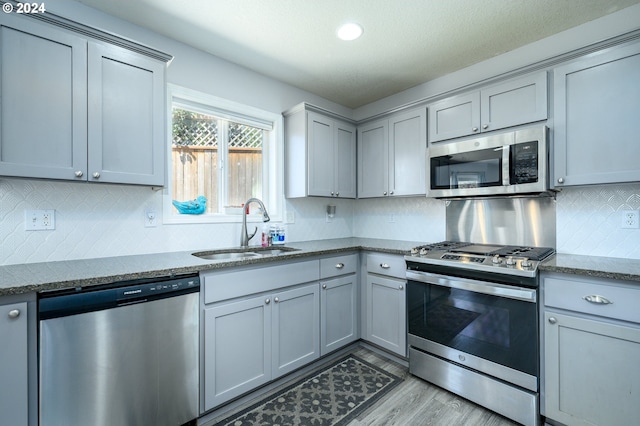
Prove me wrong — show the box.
[419,248,430,256]
[521,258,532,269]
[411,247,419,256]
[492,255,502,264]
[505,256,516,266]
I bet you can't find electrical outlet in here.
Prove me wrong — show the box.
[25,209,56,231]
[621,210,640,229]
[145,210,158,227]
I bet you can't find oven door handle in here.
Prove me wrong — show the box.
[406,270,536,302]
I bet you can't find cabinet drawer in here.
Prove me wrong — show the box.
[544,275,640,323]
[202,259,320,304]
[366,253,406,279]
[320,253,357,279]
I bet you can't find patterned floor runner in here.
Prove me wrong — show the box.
[216,355,402,426]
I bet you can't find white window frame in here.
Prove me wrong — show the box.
[163,84,283,224]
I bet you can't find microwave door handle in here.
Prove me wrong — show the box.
[502,145,510,186]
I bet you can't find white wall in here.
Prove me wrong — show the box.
[1,2,639,265]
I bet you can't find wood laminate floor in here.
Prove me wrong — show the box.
[349,347,519,426]
[208,345,520,426]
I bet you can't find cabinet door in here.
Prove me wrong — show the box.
[0,302,28,426]
[388,108,427,196]
[320,274,358,355]
[88,42,165,186]
[203,295,271,410]
[307,112,335,197]
[0,15,87,181]
[553,42,640,187]
[428,92,480,143]
[480,72,547,133]
[357,119,388,198]
[272,284,320,378]
[334,120,357,198]
[365,274,406,356]
[544,311,640,425]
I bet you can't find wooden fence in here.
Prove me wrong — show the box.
[172,146,262,213]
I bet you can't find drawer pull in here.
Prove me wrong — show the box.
[380,263,390,269]
[583,294,612,305]
[548,317,557,324]
[8,309,20,319]
[335,263,345,269]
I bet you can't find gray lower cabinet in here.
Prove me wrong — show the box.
[0,301,28,426]
[320,254,359,355]
[553,40,640,187]
[357,106,427,198]
[0,12,168,186]
[542,273,640,426]
[428,71,547,143]
[363,253,406,356]
[201,260,321,411]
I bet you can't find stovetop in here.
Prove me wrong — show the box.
[405,241,555,278]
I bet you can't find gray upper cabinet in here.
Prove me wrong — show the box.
[0,13,168,186]
[357,106,427,198]
[285,105,356,198]
[0,15,87,181]
[87,43,165,185]
[428,71,547,143]
[553,41,640,188]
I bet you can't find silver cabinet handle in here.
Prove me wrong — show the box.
[398,285,404,290]
[548,317,557,324]
[557,177,565,184]
[8,309,20,319]
[330,192,334,196]
[383,191,387,196]
[583,295,613,305]
[472,127,479,132]
[335,192,339,196]
[74,170,83,178]
[380,263,390,269]
[322,284,327,289]
[335,263,344,269]
[482,124,488,130]
[92,172,100,179]
[389,191,394,195]
[265,298,270,304]
[274,297,279,303]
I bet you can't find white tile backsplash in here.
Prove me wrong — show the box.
[556,183,640,259]
[2,178,640,265]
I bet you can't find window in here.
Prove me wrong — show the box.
[165,85,282,223]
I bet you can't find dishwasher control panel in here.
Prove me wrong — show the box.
[118,276,200,301]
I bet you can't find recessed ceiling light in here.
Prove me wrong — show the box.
[336,22,363,41]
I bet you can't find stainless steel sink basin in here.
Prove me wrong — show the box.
[195,251,261,260]
[192,246,298,261]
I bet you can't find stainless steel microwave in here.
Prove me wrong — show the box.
[427,125,549,198]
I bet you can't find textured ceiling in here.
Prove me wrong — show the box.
[75,0,640,108]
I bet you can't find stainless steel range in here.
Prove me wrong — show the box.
[405,241,554,426]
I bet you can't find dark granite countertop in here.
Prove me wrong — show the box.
[4,238,639,297]
[0,238,420,297]
[540,253,640,283]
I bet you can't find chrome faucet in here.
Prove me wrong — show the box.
[240,198,271,247]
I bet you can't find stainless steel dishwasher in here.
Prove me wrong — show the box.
[38,274,200,426]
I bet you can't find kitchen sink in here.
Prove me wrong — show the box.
[192,246,299,261]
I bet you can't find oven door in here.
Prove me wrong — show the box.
[406,270,538,391]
